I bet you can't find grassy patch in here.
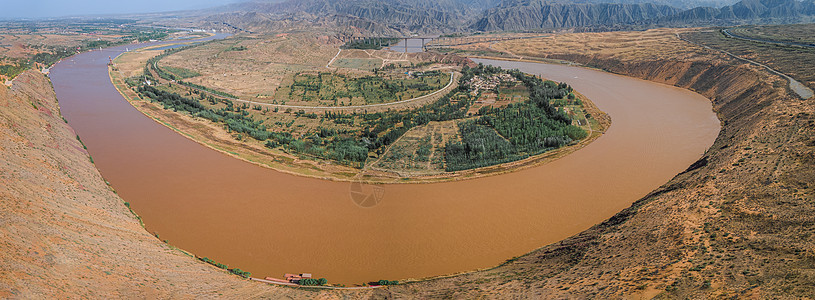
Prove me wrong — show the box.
[162,66,201,79]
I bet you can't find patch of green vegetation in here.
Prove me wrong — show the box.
[226,45,248,51]
[299,278,328,286]
[377,279,399,285]
[130,61,589,173]
[343,38,400,50]
[331,58,382,70]
[444,64,585,171]
[162,66,201,79]
[198,257,250,278]
[124,30,170,42]
[281,71,449,106]
[0,57,28,78]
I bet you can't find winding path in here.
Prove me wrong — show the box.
[166,69,459,112]
[678,32,814,100]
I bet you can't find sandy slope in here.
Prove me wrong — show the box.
[0,71,368,298]
[2,28,813,298]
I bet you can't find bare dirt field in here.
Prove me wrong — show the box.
[159,33,337,100]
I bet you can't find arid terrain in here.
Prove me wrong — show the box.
[0,20,177,84]
[2,24,813,298]
[109,32,608,182]
[376,28,814,298]
[0,71,320,298]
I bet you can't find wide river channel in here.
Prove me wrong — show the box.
[51,40,720,284]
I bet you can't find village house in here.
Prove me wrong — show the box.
[282,273,312,284]
[465,73,518,95]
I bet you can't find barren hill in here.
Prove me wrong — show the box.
[2,28,813,297]
[471,0,680,31]
[655,0,815,25]
[0,71,359,298]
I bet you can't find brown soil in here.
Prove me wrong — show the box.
[0,71,385,298]
[372,29,815,298]
[110,42,608,183]
[4,27,813,298]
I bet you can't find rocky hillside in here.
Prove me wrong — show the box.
[470,0,815,31]
[0,71,358,298]
[655,0,815,25]
[551,0,738,10]
[375,30,815,297]
[2,29,813,297]
[207,0,479,34]
[471,0,680,31]
[196,0,815,34]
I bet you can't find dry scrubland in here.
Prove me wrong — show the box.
[159,34,463,106]
[0,71,372,298]
[380,28,814,298]
[159,33,337,100]
[729,23,815,45]
[0,34,93,58]
[115,33,603,182]
[3,27,814,298]
[683,28,815,92]
[0,33,113,82]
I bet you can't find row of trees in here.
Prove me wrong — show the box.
[134,61,585,172]
[198,257,251,278]
[445,121,521,171]
[342,38,400,50]
[136,84,372,167]
[444,64,587,171]
[299,278,329,286]
[288,72,447,105]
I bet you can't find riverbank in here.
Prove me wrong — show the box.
[6,27,810,297]
[59,26,719,285]
[375,29,814,298]
[0,71,325,298]
[109,46,610,184]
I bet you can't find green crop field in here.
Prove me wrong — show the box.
[275,71,450,107]
[331,58,382,70]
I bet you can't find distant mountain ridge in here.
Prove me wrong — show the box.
[204,0,815,34]
[215,0,481,34]
[471,0,815,31]
[471,1,681,31]
[655,0,815,25]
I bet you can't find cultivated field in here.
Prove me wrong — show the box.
[111,31,607,182]
[5,20,814,298]
[683,27,815,91]
[158,33,338,100]
[387,27,815,298]
[728,23,815,45]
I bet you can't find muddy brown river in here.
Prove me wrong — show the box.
[51,43,720,284]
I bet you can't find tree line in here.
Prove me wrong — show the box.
[444,64,587,171]
[131,61,587,172]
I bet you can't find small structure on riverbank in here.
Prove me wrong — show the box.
[263,277,291,284]
[283,273,312,284]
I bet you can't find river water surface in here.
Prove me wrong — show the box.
[51,43,720,284]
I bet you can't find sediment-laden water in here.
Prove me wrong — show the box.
[52,42,719,284]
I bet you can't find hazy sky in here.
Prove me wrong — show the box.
[1,0,243,19]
